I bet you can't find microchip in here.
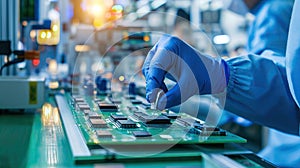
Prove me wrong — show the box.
[88,112,101,119]
[89,118,107,128]
[176,118,198,127]
[110,114,127,122]
[133,111,149,118]
[125,95,136,100]
[98,103,118,112]
[139,115,171,124]
[83,110,91,115]
[73,97,85,102]
[77,104,90,111]
[131,100,142,104]
[162,112,180,119]
[132,131,152,137]
[96,130,113,138]
[202,126,220,132]
[127,106,139,111]
[109,98,122,104]
[116,120,136,128]
[201,130,226,136]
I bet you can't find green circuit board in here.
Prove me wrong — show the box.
[64,92,246,147]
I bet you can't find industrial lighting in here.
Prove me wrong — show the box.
[30,30,37,39]
[213,35,230,45]
[40,32,47,39]
[119,75,125,82]
[52,24,58,32]
[75,45,90,52]
[46,31,52,38]
[49,81,59,89]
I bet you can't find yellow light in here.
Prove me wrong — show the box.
[41,32,46,39]
[144,35,150,42]
[53,107,60,125]
[22,21,28,26]
[93,18,104,28]
[75,45,91,52]
[47,31,52,38]
[52,24,58,32]
[42,103,52,118]
[49,81,59,89]
[30,30,36,39]
[90,5,103,17]
[119,75,125,82]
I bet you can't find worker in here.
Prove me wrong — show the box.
[142,0,300,167]
[224,0,300,167]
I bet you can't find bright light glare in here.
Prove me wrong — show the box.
[213,35,230,45]
[119,75,125,82]
[47,31,52,38]
[91,5,102,16]
[52,24,58,32]
[41,32,46,39]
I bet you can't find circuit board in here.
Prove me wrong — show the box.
[64,92,246,147]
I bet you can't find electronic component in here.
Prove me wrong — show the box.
[132,131,152,137]
[98,103,118,112]
[125,95,136,100]
[110,114,127,122]
[73,97,85,103]
[141,102,151,109]
[131,99,142,104]
[109,98,122,104]
[162,112,180,119]
[127,106,139,111]
[83,110,91,115]
[96,130,113,138]
[116,120,136,128]
[77,104,90,111]
[89,118,107,128]
[88,112,101,119]
[139,115,171,124]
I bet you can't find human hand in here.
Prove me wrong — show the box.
[142,35,228,110]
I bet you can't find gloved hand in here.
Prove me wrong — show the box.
[142,34,229,110]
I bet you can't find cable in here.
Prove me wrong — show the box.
[0,58,24,76]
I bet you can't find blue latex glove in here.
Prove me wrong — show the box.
[142,35,229,110]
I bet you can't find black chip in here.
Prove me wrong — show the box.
[202,126,220,132]
[139,115,171,124]
[96,130,113,138]
[116,120,136,128]
[131,100,142,104]
[132,131,152,137]
[201,130,226,136]
[98,103,118,112]
[162,112,180,119]
[110,114,127,122]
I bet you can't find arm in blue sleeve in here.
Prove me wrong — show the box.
[225,54,300,135]
[248,0,294,55]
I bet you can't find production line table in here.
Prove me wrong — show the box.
[0,93,276,168]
